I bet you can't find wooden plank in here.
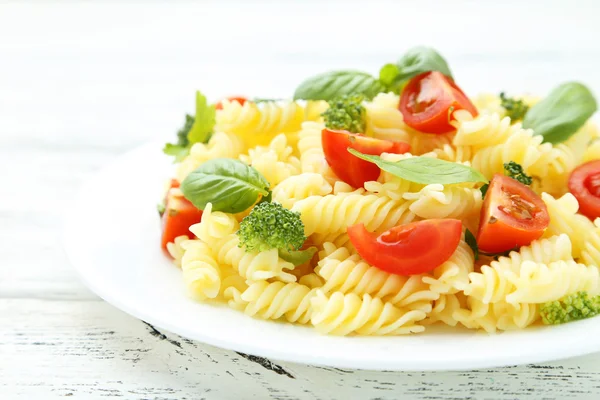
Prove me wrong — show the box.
[3,299,600,400]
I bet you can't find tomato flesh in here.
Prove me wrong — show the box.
[161,188,203,251]
[321,128,410,188]
[347,219,462,276]
[215,96,247,110]
[477,174,549,253]
[399,71,478,134]
[569,160,600,220]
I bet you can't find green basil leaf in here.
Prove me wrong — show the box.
[162,143,191,162]
[523,82,597,144]
[187,90,216,145]
[379,63,400,87]
[480,183,489,198]
[278,247,318,267]
[294,70,385,101]
[465,229,479,261]
[181,158,270,213]
[394,47,453,83]
[348,149,488,185]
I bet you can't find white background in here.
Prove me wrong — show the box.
[2,1,600,399]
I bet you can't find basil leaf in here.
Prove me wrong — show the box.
[523,82,597,144]
[294,70,385,101]
[279,247,318,267]
[162,143,191,162]
[480,183,489,198]
[187,90,216,145]
[348,149,488,185]
[465,229,479,261]
[181,159,270,213]
[379,64,400,87]
[394,47,453,84]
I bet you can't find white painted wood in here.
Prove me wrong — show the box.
[2,1,600,398]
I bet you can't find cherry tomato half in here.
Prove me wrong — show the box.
[161,188,203,251]
[215,96,247,110]
[399,71,478,134]
[568,159,600,220]
[347,219,462,276]
[321,128,410,188]
[477,174,549,253]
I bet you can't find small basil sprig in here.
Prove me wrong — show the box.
[523,82,597,144]
[348,149,488,185]
[293,70,385,101]
[380,47,453,93]
[163,90,216,162]
[181,159,270,213]
[465,229,479,261]
[279,247,318,267]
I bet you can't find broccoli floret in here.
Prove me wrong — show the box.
[176,114,195,147]
[322,94,366,133]
[504,161,533,186]
[500,92,529,121]
[540,292,600,325]
[237,202,306,253]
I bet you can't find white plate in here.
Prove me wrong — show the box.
[64,141,600,371]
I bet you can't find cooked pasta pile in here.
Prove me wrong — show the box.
[159,90,600,336]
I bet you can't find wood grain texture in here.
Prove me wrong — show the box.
[4,299,600,400]
[2,1,600,398]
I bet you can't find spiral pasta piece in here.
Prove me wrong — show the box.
[315,243,438,311]
[189,203,239,245]
[422,292,469,327]
[292,192,416,236]
[213,235,296,282]
[239,281,317,324]
[431,144,474,164]
[310,291,427,336]
[180,239,221,300]
[402,184,483,220]
[505,260,600,304]
[580,219,600,267]
[296,121,338,183]
[542,193,594,257]
[176,132,246,182]
[240,134,301,186]
[215,100,307,147]
[272,173,333,209]
[422,238,475,294]
[466,234,573,303]
[166,235,190,268]
[454,297,540,333]
[470,129,545,179]
[452,112,516,150]
[365,92,411,143]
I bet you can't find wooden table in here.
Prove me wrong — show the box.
[3,2,600,398]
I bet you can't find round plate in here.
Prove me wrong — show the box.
[63,142,600,371]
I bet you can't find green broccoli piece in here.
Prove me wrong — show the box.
[504,161,533,186]
[322,94,366,133]
[500,92,529,121]
[237,202,306,253]
[540,292,600,325]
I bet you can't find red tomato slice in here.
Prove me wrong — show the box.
[215,96,248,110]
[161,188,203,251]
[347,219,462,276]
[477,174,549,253]
[399,71,478,134]
[568,160,600,220]
[170,178,180,189]
[321,128,410,188]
